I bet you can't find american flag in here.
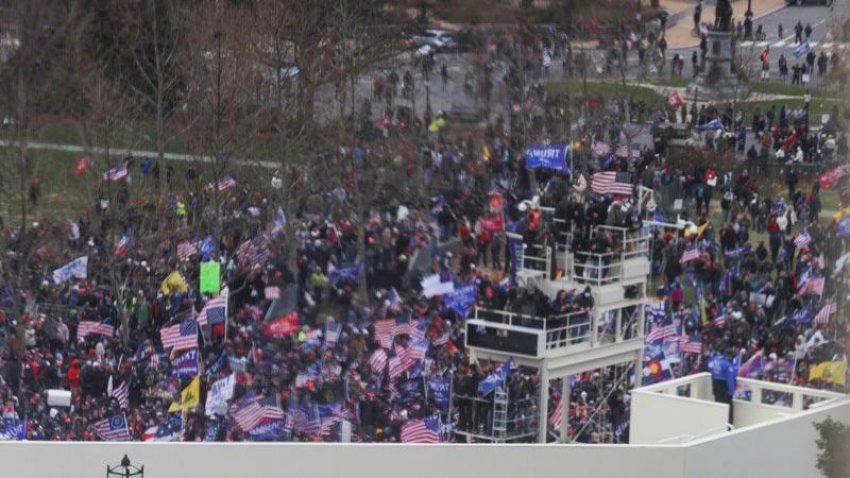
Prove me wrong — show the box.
[235,237,270,268]
[387,288,404,314]
[76,320,115,340]
[111,379,130,410]
[798,277,825,297]
[150,353,160,371]
[289,403,321,435]
[814,302,836,325]
[231,394,285,433]
[615,144,629,158]
[177,240,199,261]
[406,339,429,362]
[548,394,563,429]
[679,335,703,354]
[713,314,726,327]
[590,171,633,196]
[409,320,428,340]
[369,349,388,373]
[393,317,411,336]
[102,164,129,182]
[388,356,408,379]
[160,319,198,352]
[264,286,280,299]
[646,324,678,343]
[206,176,237,192]
[680,247,700,264]
[401,416,440,443]
[374,319,394,349]
[114,233,132,257]
[90,414,132,441]
[432,329,450,346]
[324,322,341,348]
[197,295,227,327]
[318,402,346,435]
[631,144,642,159]
[592,141,610,156]
[793,232,812,250]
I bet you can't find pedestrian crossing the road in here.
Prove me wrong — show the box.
[739,40,849,50]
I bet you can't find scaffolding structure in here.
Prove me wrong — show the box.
[460,225,650,443]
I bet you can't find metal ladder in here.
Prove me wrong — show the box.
[492,388,508,443]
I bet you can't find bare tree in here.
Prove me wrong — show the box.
[120,0,188,205]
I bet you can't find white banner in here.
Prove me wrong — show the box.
[52,256,88,285]
[205,373,236,417]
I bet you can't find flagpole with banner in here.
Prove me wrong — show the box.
[222,285,230,340]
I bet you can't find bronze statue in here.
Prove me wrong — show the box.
[714,0,733,32]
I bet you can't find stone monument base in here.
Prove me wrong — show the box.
[687,30,749,102]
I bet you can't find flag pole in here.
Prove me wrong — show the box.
[223,285,230,342]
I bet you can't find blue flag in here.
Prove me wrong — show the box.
[171,349,200,377]
[0,418,26,440]
[794,40,811,58]
[328,263,362,285]
[525,144,570,174]
[477,360,513,396]
[427,376,451,411]
[443,285,476,318]
[698,119,723,131]
[247,418,286,441]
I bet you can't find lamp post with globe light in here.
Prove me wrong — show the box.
[106,455,144,478]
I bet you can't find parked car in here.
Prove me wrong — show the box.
[785,0,832,5]
[412,29,457,52]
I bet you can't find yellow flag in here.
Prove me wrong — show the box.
[808,361,847,386]
[168,376,201,413]
[159,271,188,296]
[833,205,850,221]
[697,221,711,238]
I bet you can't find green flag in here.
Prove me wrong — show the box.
[200,262,221,294]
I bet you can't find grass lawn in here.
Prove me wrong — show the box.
[747,82,834,99]
[545,79,665,104]
[716,99,842,127]
[0,147,274,229]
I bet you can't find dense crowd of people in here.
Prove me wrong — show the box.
[0,18,848,445]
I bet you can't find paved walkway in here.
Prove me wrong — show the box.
[660,0,788,50]
[0,139,279,170]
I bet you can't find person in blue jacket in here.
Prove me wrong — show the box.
[709,349,738,424]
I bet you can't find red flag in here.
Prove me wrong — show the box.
[818,166,848,190]
[667,91,683,108]
[74,156,91,176]
[479,214,505,232]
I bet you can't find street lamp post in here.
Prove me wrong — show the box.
[746,0,753,17]
[106,455,144,478]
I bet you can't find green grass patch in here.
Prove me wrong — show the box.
[747,82,834,98]
[545,79,664,104]
[717,99,842,126]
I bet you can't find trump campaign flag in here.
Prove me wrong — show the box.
[205,373,236,417]
[170,349,200,378]
[263,285,300,338]
[524,144,570,174]
[442,284,476,318]
[52,256,88,285]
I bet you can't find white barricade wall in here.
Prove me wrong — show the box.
[0,399,846,478]
[683,398,850,478]
[631,391,729,444]
[0,442,684,478]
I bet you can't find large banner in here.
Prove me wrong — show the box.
[525,144,570,174]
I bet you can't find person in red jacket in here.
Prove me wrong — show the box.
[68,359,82,396]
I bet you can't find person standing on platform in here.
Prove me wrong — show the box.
[709,349,738,424]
